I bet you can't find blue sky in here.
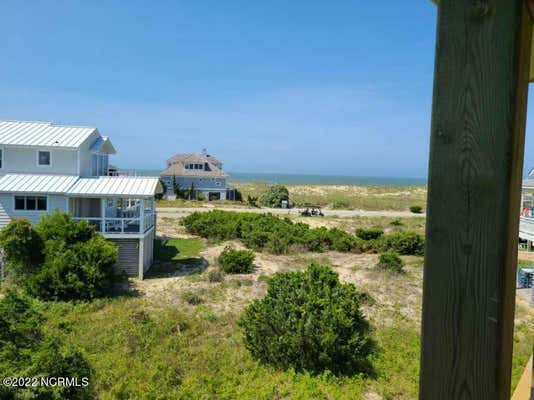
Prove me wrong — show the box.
[4,1,529,178]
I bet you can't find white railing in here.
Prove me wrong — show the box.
[73,216,154,235]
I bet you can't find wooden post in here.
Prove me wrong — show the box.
[420,1,532,399]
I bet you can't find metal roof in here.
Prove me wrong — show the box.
[67,176,162,197]
[523,179,534,189]
[0,174,79,194]
[0,174,161,197]
[0,120,97,148]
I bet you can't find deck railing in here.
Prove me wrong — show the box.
[73,213,154,235]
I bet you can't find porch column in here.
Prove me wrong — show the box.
[139,199,145,233]
[420,1,532,399]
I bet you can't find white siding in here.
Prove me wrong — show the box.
[78,131,100,177]
[0,194,67,227]
[1,147,78,176]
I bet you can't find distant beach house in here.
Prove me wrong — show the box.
[0,120,162,279]
[160,150,230,201]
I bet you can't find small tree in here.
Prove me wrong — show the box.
[246,195,259,207]
[172,175,183,198]
[239,264,374,374]
[260,185,289,208]
[218,247,255,273]
[155,179,167,200]
[377,252,405,273]
[0,219,44,279]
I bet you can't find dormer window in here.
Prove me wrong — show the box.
[37,151,51,166]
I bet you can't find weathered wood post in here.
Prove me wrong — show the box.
[420,1,532,399]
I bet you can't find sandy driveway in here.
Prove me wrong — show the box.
[156,206,424,219]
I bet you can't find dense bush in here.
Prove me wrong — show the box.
[182,210,425,258]
[355,228,384,241]
[0,290,92,399]
[379,231,425,256]
[239,264,374,374]
[377,252,404,273]
[0,212,118,301]
[219,247,255,273]
[409,205,423,214]
[260,185,289,208]
[0,219,44,279]
[27,235,118,301]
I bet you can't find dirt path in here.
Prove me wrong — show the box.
[156,206,424,219]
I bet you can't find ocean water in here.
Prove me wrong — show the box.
[132,170,426,186]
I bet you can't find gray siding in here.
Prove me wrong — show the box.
[142,229,154,274]
[161,175,227,191]
[109,238,139,276]
[0,194,68,227]
[1,146,78,176]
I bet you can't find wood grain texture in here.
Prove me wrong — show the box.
[419,1,532,399]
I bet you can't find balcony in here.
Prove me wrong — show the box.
[70,196,155,236]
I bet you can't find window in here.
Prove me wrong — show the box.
[0,148,3,168]
[91,154,109,176]
[38,151,51,166]
[14,196,47,211]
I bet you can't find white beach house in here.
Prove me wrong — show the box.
[0,120,162,279]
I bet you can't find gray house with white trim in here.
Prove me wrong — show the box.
[160,151,229,200]
[0,120,162,279]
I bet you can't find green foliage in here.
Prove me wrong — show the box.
[172,175,183,198]
[182,291,204,305]
[239,264,374,374]
[218,247,255,274]
[409,205,423,214]
[332,199,349,209]
[260,185,289,208]
[379,231,425,256]
[27,235,118,301]
[377,252,405,273]
[390,219,403,226]
[182,211,363,255]
[38,211,95,245]
[234,189,243,202]
[0,290,91,400]
[1,211,118,301]
[246,195,259,207]
[155,179,167,200]
[355,228,384,241]
[0,219,44,279]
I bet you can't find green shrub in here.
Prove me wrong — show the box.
[332,200,349,209]
[207,269,225,282]
[239,264,374,374]
[379,231,425,256]
[0,290,92,400]
[260,185,289,208]
[27,235,118,301]
[328,228,359,252]
[182,291,204,305]
[409,205,423,214]
[390,219,403,226]
[218,247,255,274]
[355,228,384,241]
[0,219,44,279]
[377,252,405,273]
[246,195,259,207]
[37,211,94,245]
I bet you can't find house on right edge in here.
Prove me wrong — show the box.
[160,150,231,201]
[519,168,534,245]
